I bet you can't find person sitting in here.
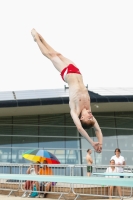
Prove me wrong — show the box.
[106,159,122,199]
[38,160,53,198]
[22,161,40,198]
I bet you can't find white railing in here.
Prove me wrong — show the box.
[0,163,132,200]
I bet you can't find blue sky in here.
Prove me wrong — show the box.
[0,0,133,91]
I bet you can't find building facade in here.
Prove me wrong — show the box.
[0,88,133,166]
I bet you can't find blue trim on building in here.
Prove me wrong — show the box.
[0,89,133,108]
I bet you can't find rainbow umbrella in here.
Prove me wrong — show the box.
[22,149,60,164]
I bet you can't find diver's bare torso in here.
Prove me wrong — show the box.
[65,73,91,115]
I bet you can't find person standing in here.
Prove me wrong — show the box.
[110,148,125,178]
[86,149,93,176]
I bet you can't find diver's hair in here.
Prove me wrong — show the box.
[80,120,95,129]
[87,149,91,152]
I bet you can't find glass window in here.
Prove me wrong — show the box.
[115,113,133,165]
[39,137,65,149]
[13,116,38,136]
[0,117,12,151]
[65,127,78,137]
[13,116,38,125]
[13,125,38,136]
[39,114,65,125]
[0,136,11,147]
[65,149,80,164]
[66,138,79,148]
[39,126,65,136]
[0,125,12,135]
[50,149,65,164]
[92,114,117,164]
[0,111,133,166]
[115,116,133,129]
[65,113,75,126]
[117,131,133,150]
[12,148,31,164]
[0,147,11,163]
[12,136,38,148]
[80,128,93,164]
[95,112,116,128]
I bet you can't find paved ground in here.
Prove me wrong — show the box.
[0,196,54,200]
[1,195,133,200]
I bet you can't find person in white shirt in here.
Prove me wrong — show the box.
[22,162,40,198]
[106,159,121,198]
[110,148,125,177]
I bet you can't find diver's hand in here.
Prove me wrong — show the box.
[92,142,100,153]
[98,144,102,153]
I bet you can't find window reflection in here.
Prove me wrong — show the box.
[0,112,132,166]
[0,148,11,163]
[12,136,38,148]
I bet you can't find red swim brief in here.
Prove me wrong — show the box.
[60,64,81,82]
